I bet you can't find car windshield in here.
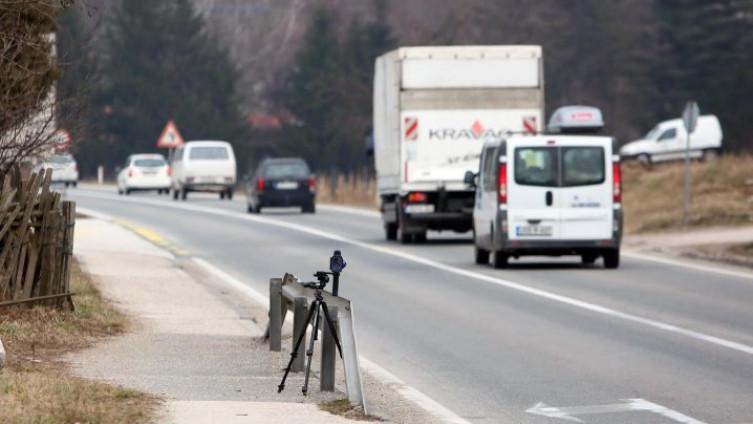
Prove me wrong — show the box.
[263,162,310,179]
[189,146,229,160]
[133,158,165,167]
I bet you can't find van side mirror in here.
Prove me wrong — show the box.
[464,170,477,188]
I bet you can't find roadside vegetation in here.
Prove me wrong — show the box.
[0,259,158,424]
[622,155,753,233]
[319,398,381,421]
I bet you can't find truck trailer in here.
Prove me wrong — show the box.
[373,45,545,243]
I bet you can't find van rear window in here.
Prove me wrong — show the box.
[562,147,604,186]
[189,146,229,160]
[513,146,605,187]
[514,147,558,187]
[133,158,165,167]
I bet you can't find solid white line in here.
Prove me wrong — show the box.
[73,191,753,356]
[190,257,471,424]
[623,250,753,281]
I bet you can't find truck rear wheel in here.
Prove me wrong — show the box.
[491,250,509,269]
[475,246,489,265]
[384,223,397,241]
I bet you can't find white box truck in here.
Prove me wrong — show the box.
[373,45,545,243]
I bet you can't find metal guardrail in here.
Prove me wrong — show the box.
[267,273,366,410]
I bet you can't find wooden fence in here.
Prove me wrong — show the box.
[0,167,76,309]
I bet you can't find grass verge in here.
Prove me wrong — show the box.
[319,398,382,421]
[0,258,158,424]
[729,243,753,259]
[623,155,753,233]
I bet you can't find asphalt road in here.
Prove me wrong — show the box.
[68,186,753,424]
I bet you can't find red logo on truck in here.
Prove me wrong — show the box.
[404,117,418,141]
[523,116,537,134]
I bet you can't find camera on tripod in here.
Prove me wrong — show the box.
[278,250,347,396]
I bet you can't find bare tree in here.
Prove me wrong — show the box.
[0,0,74,168]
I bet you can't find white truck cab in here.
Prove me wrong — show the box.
[620,115,722,163]
[469,106,622,269]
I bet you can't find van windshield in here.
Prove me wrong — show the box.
[189,146,229,160]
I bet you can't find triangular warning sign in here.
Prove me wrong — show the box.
[156,120,185,148]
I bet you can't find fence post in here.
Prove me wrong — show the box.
[291,297,308,372]
[320,305,338,391]
[269,278,283,351]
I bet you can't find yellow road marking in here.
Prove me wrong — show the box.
[113,219,191,257]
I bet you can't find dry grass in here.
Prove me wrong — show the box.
[317,175,378,209]
[0,259,159,424]
[622,155,753,233]
[319,399,382,421]
[729,242,753,258]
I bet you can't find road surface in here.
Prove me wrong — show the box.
[69,186,753,424]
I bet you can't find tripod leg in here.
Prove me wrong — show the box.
[278,300,317,393]
[302,301,322,396]
[320,302,343,359]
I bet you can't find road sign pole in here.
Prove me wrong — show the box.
[681,101,699,226]
[683,131,690,225]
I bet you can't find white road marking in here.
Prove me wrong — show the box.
[526,398,707,423]
[191,257,471,424]
[74,191,753,357]
[623,250,753,281]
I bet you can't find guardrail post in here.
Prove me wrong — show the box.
[291,297,308,372]
[269,278,283,351]
[340,304,366,411]
[320,306,337,391]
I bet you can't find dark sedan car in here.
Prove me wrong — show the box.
[246,158,316,213]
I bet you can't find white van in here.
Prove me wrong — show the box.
[171,141,236,200]
[620,115,722,163]
[468,106,622,269]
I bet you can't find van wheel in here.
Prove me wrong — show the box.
[385,223,397,241]
[603,249,620,269]
[226,189,234,200]
[125,189,131,195]
[581,254,598,265]
[219,191,225,200]
[181,189,187,200]
[414,232,427,244]
[72,182,77,188]
[475,246,489,265]
[638,154,651,165]
[703,149,718,161]
[397,213,412,244]
[172,188,179,200]
[491,251,509,269]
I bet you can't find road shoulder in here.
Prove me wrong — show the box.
[70,216,440,423]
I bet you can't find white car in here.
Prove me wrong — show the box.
[171,141,237,200]
[620,115,723,163]
[469,106,622,269]
[37,153,79,187]
[117,154,171,195]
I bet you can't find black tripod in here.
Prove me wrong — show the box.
[278,271,344,395]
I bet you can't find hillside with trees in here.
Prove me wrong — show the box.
[56,0,753,175]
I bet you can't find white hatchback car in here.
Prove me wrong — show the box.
[117,154,171,195]
[37,153,79,187]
